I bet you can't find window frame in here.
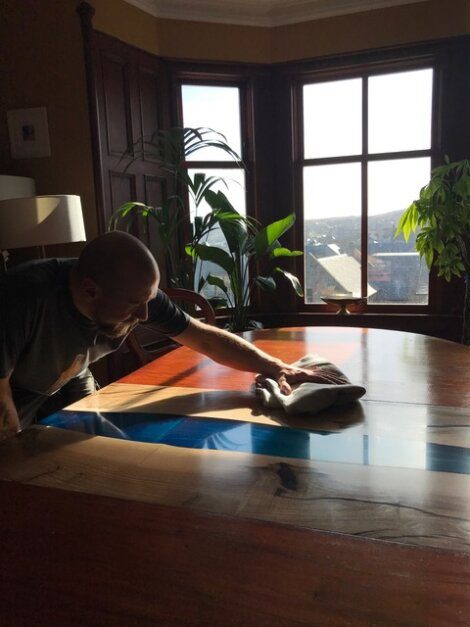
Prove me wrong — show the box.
[165,42,467,328]
[291,56,441,314]
[170,69,256,216]
[168,65,266,312]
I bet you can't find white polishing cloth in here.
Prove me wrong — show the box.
[255,354,366,415]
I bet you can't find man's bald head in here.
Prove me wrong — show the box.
[77,231,159,293]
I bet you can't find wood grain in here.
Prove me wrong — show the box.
[2,327,469,623]
[1,481,469,627]
[120,327,470,408]
[68,381,470,447]
[1,426,469,553]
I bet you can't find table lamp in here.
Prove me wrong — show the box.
[0,174,36,200]
[0,195,86,270]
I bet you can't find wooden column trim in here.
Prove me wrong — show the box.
[77,1,106,235]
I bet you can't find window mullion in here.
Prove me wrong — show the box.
[361,76,368,300]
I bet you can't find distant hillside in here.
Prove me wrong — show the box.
[305,209,416,243]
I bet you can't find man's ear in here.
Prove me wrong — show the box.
[80,277,101,302]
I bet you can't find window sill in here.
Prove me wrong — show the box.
[253,311,463,342]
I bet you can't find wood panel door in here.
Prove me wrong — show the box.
[86,28,172,285]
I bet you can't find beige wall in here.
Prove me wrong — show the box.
[0,0,97,240]
[272,0,470,62]
[91,0,271,62]
[92,0,470,63]
[1,0,469,249]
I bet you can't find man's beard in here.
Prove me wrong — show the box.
[98,318,139,339]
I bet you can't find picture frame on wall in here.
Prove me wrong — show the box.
[7,107,51,159]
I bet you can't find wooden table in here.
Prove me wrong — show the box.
[1,327,469,625]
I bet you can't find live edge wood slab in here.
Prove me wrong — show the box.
[0,327,469,625]
[1,481,469,627]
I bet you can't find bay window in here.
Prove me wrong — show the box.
[298,67,434,307]
[180,82,247,299]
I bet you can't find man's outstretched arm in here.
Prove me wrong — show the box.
[172,319,344,394]
[0,374,20,441]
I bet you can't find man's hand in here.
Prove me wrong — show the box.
[0,376,20,441]
[256,364,349,395]
[173,320,349,396]
[0,403,20,441]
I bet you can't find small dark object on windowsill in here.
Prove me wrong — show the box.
[321,295,365,315]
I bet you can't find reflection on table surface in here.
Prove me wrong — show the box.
[119,326,470,408]
[2,327,470,555]
[41,409,470,475]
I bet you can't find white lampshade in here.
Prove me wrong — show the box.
[0,175,36,200]
[0,195,86,249]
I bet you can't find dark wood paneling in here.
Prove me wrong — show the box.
[109,171,135,215]
[83,27,171,234]
[143,173,165,207]
[143,174,168,283]
[138,67,160,153]
[101,52,132,156]
[1,480,468,626]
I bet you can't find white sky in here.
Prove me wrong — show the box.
[182,69,434,221]
[303,68,433,220]
[182,85,242,161]
[187,168,246,220]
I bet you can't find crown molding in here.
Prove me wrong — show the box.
[123,0,429,27]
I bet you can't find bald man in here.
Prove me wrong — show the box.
[0,231,339,439]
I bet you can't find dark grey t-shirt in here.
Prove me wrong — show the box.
[0,258,189,420]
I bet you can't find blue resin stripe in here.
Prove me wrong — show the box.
[40,410,470,475]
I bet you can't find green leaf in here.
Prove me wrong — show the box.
[206,274,229,294]
[194,216,203,238]
[201,190,252,256]
[219,216,249,256]
[395,203,416,241]
[120,201,150,216]
[208,297,228,309]
[253,214,295,258]
[134,126,244,175]
[255,276,276,291]
[269,247,303,259]
[185,244,196,258]
[197,275,207,292]
[424,245,434,269]
[274,267,304,297]
[204,189,237,213]
[189,243,234,274]
[191,172,227,207]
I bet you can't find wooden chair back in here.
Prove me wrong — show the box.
[126,288,216,366]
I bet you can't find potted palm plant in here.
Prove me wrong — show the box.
[186,189,303,331]
[109,127,242,288]
[395,158,470,344]
[110,126,304,331]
